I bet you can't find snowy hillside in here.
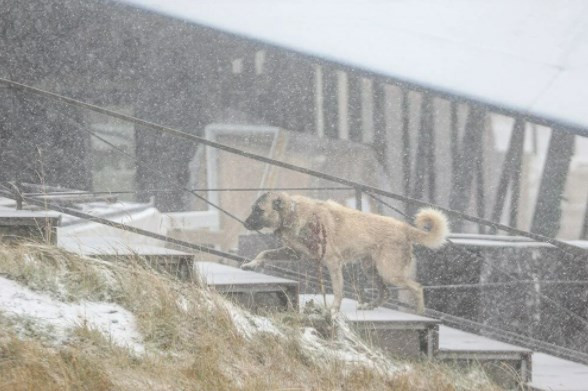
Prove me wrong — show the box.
[0,243,500,390]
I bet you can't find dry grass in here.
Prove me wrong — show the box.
[0,242,503,390]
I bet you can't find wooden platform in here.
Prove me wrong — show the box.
[0,210,61,244]
[59,236,195,280]
[195,262,299,312]
[530,353,588,391]
[299,294,439,358]
[438,325,532,388]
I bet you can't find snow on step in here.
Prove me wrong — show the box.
[195,262,299,312]
[59,236,194,280]
[0,210,61,244]
[438,325,532,387]
[299,294,439,359]
[530,353,588,391]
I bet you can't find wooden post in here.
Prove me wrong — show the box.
[449,105,486,232]
[373,82,387,172]
[491,118,525,232]
[348,74,363,142]
[581,197,588,240]
[411,93,435,214]
[450,101,460,202]
[401,89,411,213]
[531,130,575,237]
[475,153,485,233]
[322,67,339,139]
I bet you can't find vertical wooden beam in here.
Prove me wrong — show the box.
[322,67,339,139]
[347,74,363,142]
[581,197,588,240]
[314,65,325,138]
[412,93,435,210]
[449,105,486,231]
[401,89,411,212]
[490,118,525,231]
[508,121,525,228]
[531,130,575,237]
[426,96,436,204]
[450,102,460,201]
[373,82,387,172]
[475,153,485,233]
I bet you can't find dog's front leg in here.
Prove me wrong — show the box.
[241,247,298,270]
[326,262,344,314]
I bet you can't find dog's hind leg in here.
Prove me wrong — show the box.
[357,271,389,310]
[373,248,425,314]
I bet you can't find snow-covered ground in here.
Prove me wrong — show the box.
[0,276,144,354]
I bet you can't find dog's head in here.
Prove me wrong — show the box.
[244,192,289,231]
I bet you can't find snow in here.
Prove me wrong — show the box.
[223,301,282,338]
[117,0,588,134]
[0,277,144,355]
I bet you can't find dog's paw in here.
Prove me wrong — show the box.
[357,302,376,311]
[329,307,341,318]
[240,261,258,270]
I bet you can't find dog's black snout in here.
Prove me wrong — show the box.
[244,215,259,230]
[244,219,253,230]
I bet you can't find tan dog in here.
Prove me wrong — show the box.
[241,192,449,313]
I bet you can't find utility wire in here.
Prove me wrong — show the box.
[0,78,585,257]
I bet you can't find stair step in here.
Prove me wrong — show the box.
[0,210,61,244]
[438,325,532,388]
[195,262,299,312]
[299,294,439,359]
[529,353,588,391]
[59,236,194,280]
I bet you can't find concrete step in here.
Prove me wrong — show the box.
[0,210,61,244]
[195,261,299,312]
[438,325,532,388]
[299,294,439,359]
[59,236,195,280]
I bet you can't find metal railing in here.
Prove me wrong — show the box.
[1,77,588,364]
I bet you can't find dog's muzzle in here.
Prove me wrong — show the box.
[244,217,262,231]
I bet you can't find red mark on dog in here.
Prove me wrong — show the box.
[301,215,327,261]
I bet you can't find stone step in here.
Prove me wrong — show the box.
[195,261,299,312]
[0,210,61,244]
[299,294,439,359]
[438,325,532,388]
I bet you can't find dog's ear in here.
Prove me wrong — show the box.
[272,197,284,211]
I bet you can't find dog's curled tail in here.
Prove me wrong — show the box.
[410,208,450,249]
